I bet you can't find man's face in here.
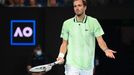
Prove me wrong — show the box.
[73,0,86,16]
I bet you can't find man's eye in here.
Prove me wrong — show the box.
[78,5,81,7]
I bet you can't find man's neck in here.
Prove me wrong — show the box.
[76,14,86,22]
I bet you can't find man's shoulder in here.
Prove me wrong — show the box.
[87,16,97,21]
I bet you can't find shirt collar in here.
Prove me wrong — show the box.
[74,15,87,23]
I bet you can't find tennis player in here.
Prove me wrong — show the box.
[57,0,117,75]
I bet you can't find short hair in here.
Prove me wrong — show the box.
[73,0,87,6]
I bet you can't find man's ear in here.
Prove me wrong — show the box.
[85,6,87,10]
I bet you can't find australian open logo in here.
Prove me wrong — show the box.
[10,20,36,46]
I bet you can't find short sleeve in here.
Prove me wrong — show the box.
[60,21,69,40]
[94,19,104,37]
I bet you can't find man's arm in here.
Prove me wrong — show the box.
[96,36,117,59]
[57,39,68,64]
[59,39,68,54]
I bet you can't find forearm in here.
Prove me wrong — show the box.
[97,36,116,59]
[58,40,68,58]
[97,36,109,52]
[98,40,108,52]
[56,40,67,64]
[59,43,67,55]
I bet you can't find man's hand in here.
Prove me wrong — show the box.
[56,57,64,64]
[104,49,117,59]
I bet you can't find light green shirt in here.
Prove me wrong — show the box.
[60,16,104,70]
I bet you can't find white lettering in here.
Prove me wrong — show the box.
[14,27,33,37]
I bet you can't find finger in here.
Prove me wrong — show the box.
[58,60,64,64]
[57,57,62,61]
[56,58,59,61]
[110,53,115,58]
[57,58,64,64]
[112,55,115,59]
[111,54,115,59]
[112,50,117,53]
[107,54,115,59]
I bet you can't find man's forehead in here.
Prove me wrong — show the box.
[73,0,83,5]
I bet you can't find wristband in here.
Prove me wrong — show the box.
[58,52,64,58]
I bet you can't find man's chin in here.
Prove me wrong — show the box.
[75,12,83,16]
